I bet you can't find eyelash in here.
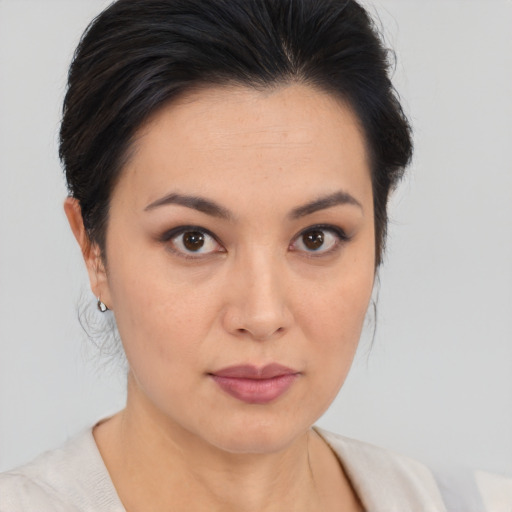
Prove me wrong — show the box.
[159,225,224,260]
[159,224,349,260]
[290,224,349,258]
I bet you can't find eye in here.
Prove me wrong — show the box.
[162,226,224,258]
[290,225,346,255]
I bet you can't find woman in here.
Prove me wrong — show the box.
[1,0,510,510]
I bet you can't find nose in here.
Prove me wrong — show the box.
[221,248,293,342]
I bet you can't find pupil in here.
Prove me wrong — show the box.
[303,230,324,250]
[183,231,205,251]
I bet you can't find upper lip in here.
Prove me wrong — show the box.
[210,363,299,380]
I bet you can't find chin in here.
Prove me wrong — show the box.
[200,411,312,455]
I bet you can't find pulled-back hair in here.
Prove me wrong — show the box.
[60,0,412,266]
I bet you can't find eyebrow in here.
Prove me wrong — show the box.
[144,193,233,220]
[289,191,363,219]
[144,189,362,220]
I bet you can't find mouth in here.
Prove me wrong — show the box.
[209,364,301,404]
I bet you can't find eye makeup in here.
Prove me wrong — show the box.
[156,221,351,262]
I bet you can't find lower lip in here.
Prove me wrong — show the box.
[210,374,299,404]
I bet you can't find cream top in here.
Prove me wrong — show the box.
[1,425,511,511]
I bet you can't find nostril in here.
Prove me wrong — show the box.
[234,325,286,341]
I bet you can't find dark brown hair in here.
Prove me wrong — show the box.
[60,0,412,266]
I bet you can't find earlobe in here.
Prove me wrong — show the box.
[63,197,112,308]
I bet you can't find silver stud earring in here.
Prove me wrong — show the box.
[97,297,109,313]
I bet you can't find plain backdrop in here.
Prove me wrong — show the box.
[0,0,511,475]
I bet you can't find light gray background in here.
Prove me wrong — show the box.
[1,0,511,475]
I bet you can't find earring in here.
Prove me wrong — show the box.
[97,297,109,313]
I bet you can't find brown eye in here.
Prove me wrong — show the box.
[303,230,324,250]
[168,228,223,257]
[183,231,205,251]
[291,226,343,255]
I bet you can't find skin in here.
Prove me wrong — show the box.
[65,83,375,511]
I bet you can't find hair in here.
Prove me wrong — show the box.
[60,0,412,267]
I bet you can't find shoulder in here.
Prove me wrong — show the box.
[0,437,90,512]
[0,471,75,512]
[315,428,512,512]
[0,429,124,512]
[316,428,447,511]
[433,467,512,512]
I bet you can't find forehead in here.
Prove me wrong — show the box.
[114,84,371,211]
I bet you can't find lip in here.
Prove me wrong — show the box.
[209,364,300,404]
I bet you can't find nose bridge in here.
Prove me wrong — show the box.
[245,244,281,303]
[224,242,292,340]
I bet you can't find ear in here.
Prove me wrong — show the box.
[64,197,112,310]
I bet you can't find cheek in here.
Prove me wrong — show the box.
[300,243,374,336]
[297,255,375,383]
[275,272,373,429]
[104,241,221,381]
[304,284,370,362]
[109,273,220,418]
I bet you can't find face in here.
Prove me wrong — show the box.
[95,84,375,454]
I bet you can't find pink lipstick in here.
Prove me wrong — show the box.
[209,364,300,404]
